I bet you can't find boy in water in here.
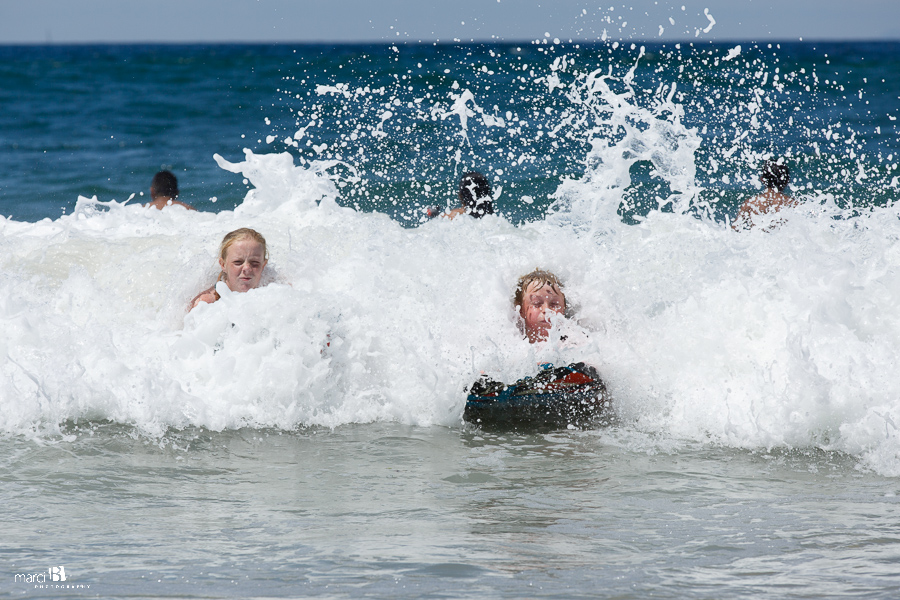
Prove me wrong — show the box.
[464,269,609,429]
[732,160,795,230]
[427,171,495,219]
[513,269,567,343]
[146,170,195,210]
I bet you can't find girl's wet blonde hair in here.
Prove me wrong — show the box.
[219,227,267,260]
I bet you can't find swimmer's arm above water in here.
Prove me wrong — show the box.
[423,206,466,220]
[189,286,219,310]
[442,207,467,220]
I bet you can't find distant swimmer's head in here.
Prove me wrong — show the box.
[217,228,269,293]
[147,170,195,210]
[150,170,179,200]
[760,160,790,193]
[458,171,494,218]
[514,269,566,343]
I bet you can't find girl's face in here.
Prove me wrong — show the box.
[219,239,267,292]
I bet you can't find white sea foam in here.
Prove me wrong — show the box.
[2,60,900,478]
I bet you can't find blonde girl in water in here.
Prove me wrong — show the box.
[190,228,268,309]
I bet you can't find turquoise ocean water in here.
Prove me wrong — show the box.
[3,42,900,598]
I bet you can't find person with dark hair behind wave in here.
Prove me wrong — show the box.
[732,159,796,230]
[146,170,195,210]
[426,171,495,220]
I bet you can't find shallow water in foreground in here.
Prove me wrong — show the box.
[5,423,900,599]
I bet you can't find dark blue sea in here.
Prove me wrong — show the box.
[2,42,898,222]
[3,42,900,599]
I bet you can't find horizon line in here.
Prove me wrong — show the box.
[3,37,899,47]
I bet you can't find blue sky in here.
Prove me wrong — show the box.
[2,0,899,44]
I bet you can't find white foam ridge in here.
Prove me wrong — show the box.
[2,57,900,478]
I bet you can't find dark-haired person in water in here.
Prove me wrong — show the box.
[427,171,495,219]
[732,160,796,230]
[190,228,268,309]
[146,170,195,210]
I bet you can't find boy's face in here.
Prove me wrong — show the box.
[520,281,566,343]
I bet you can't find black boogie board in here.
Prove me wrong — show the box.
[464,362,611,431]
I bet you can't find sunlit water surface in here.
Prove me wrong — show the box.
[5,424,900,599]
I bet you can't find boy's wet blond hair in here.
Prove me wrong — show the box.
[513,269,566,310]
